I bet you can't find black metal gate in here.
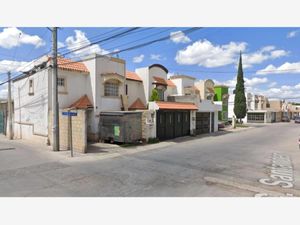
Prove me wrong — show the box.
[196,112,210,135]
[156,110,190,140]
[211,112,214,132]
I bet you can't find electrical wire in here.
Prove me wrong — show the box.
[61,27,140,57]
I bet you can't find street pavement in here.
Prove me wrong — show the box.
[0,122,299,197]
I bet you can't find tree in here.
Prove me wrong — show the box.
[234,52,247,123]
[150,88,160,101]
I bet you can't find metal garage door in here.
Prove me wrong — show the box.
[156,110,190,140]
[196,112,210,135]
[0,111,4,134]
[247,113,264,123]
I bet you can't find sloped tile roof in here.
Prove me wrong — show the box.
[156,101,198,110]
[129,98,146,110]
[166,79,176,87]
[153,76,167,85]
[126,71,142,82]
[53,57,89,74]
[68,95,93,109]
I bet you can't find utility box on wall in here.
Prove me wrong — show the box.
[99,111,142,143]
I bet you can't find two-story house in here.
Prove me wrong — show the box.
[13,54,126,144]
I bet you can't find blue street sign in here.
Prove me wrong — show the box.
[62,111,78,116]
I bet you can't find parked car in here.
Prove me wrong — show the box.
[218,122,225,129]
[282,116,290,122]
[294,116,300,123]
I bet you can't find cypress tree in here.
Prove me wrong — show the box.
[234,52,247,123]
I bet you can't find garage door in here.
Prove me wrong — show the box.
[247,113,264,123]
[196,112,210,135]
[156,110,190,140]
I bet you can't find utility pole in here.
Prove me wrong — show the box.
[52,27,59,151]
[7,71,13,140]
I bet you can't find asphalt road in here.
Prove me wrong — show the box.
[0,122,299,197]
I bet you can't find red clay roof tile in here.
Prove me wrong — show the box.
[129,98,146,110]
[153,76,167,85]
[156,101,198,110]
[167,79,176,87]
[126,71,142,82]
[69,95,93,109]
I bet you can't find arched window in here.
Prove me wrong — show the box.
[104,79,119,96]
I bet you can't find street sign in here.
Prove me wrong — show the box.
[62,111,77,116]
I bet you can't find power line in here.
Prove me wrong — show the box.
[61,27,202,66]
[61,27,140,57]
[57,27,124,53]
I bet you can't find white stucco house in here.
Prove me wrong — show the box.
[13,54,127,143]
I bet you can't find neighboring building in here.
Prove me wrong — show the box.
[214,85,229,122]
[135,67,199,140]
[289,104,300,119]
[167,76,221,135]
[229,93,283,123]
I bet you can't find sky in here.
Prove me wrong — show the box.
[1,27,300,102]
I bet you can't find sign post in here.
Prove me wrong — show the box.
[62,110,78,157]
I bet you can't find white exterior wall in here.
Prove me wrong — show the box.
[171,79,183,95]
[126,79,146,107]
[13,69,49,142]
[48,70,90,109]
[135,67,149,102]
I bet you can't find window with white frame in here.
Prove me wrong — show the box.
[104,80,119,96]
[29,79,34,95]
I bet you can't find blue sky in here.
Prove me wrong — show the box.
[1,27,300,101]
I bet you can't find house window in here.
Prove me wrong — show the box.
[29,79,34,95]
[125,84,128,95]
[105,80,119,96]
[57,78,65,87]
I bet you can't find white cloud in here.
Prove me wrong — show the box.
[256,61,300,75]
[214,76,268,89]
[268,82,277,88]
[65,30,108,58]
[287,30,298,38]
[57,41,65,48]
[0,59,31,73]
[0,84,8,99]
[241,46,288,68]
[256,83,300,100]
[133,54,144,63]
[150,54,162,60]
[175,40,247,67]
[170,31,191,44]
[175,40,288,68]
[244,77,268,86]
[0,27,45,49]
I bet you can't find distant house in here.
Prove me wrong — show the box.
[214,85,229,122]
[229,93,282,123]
